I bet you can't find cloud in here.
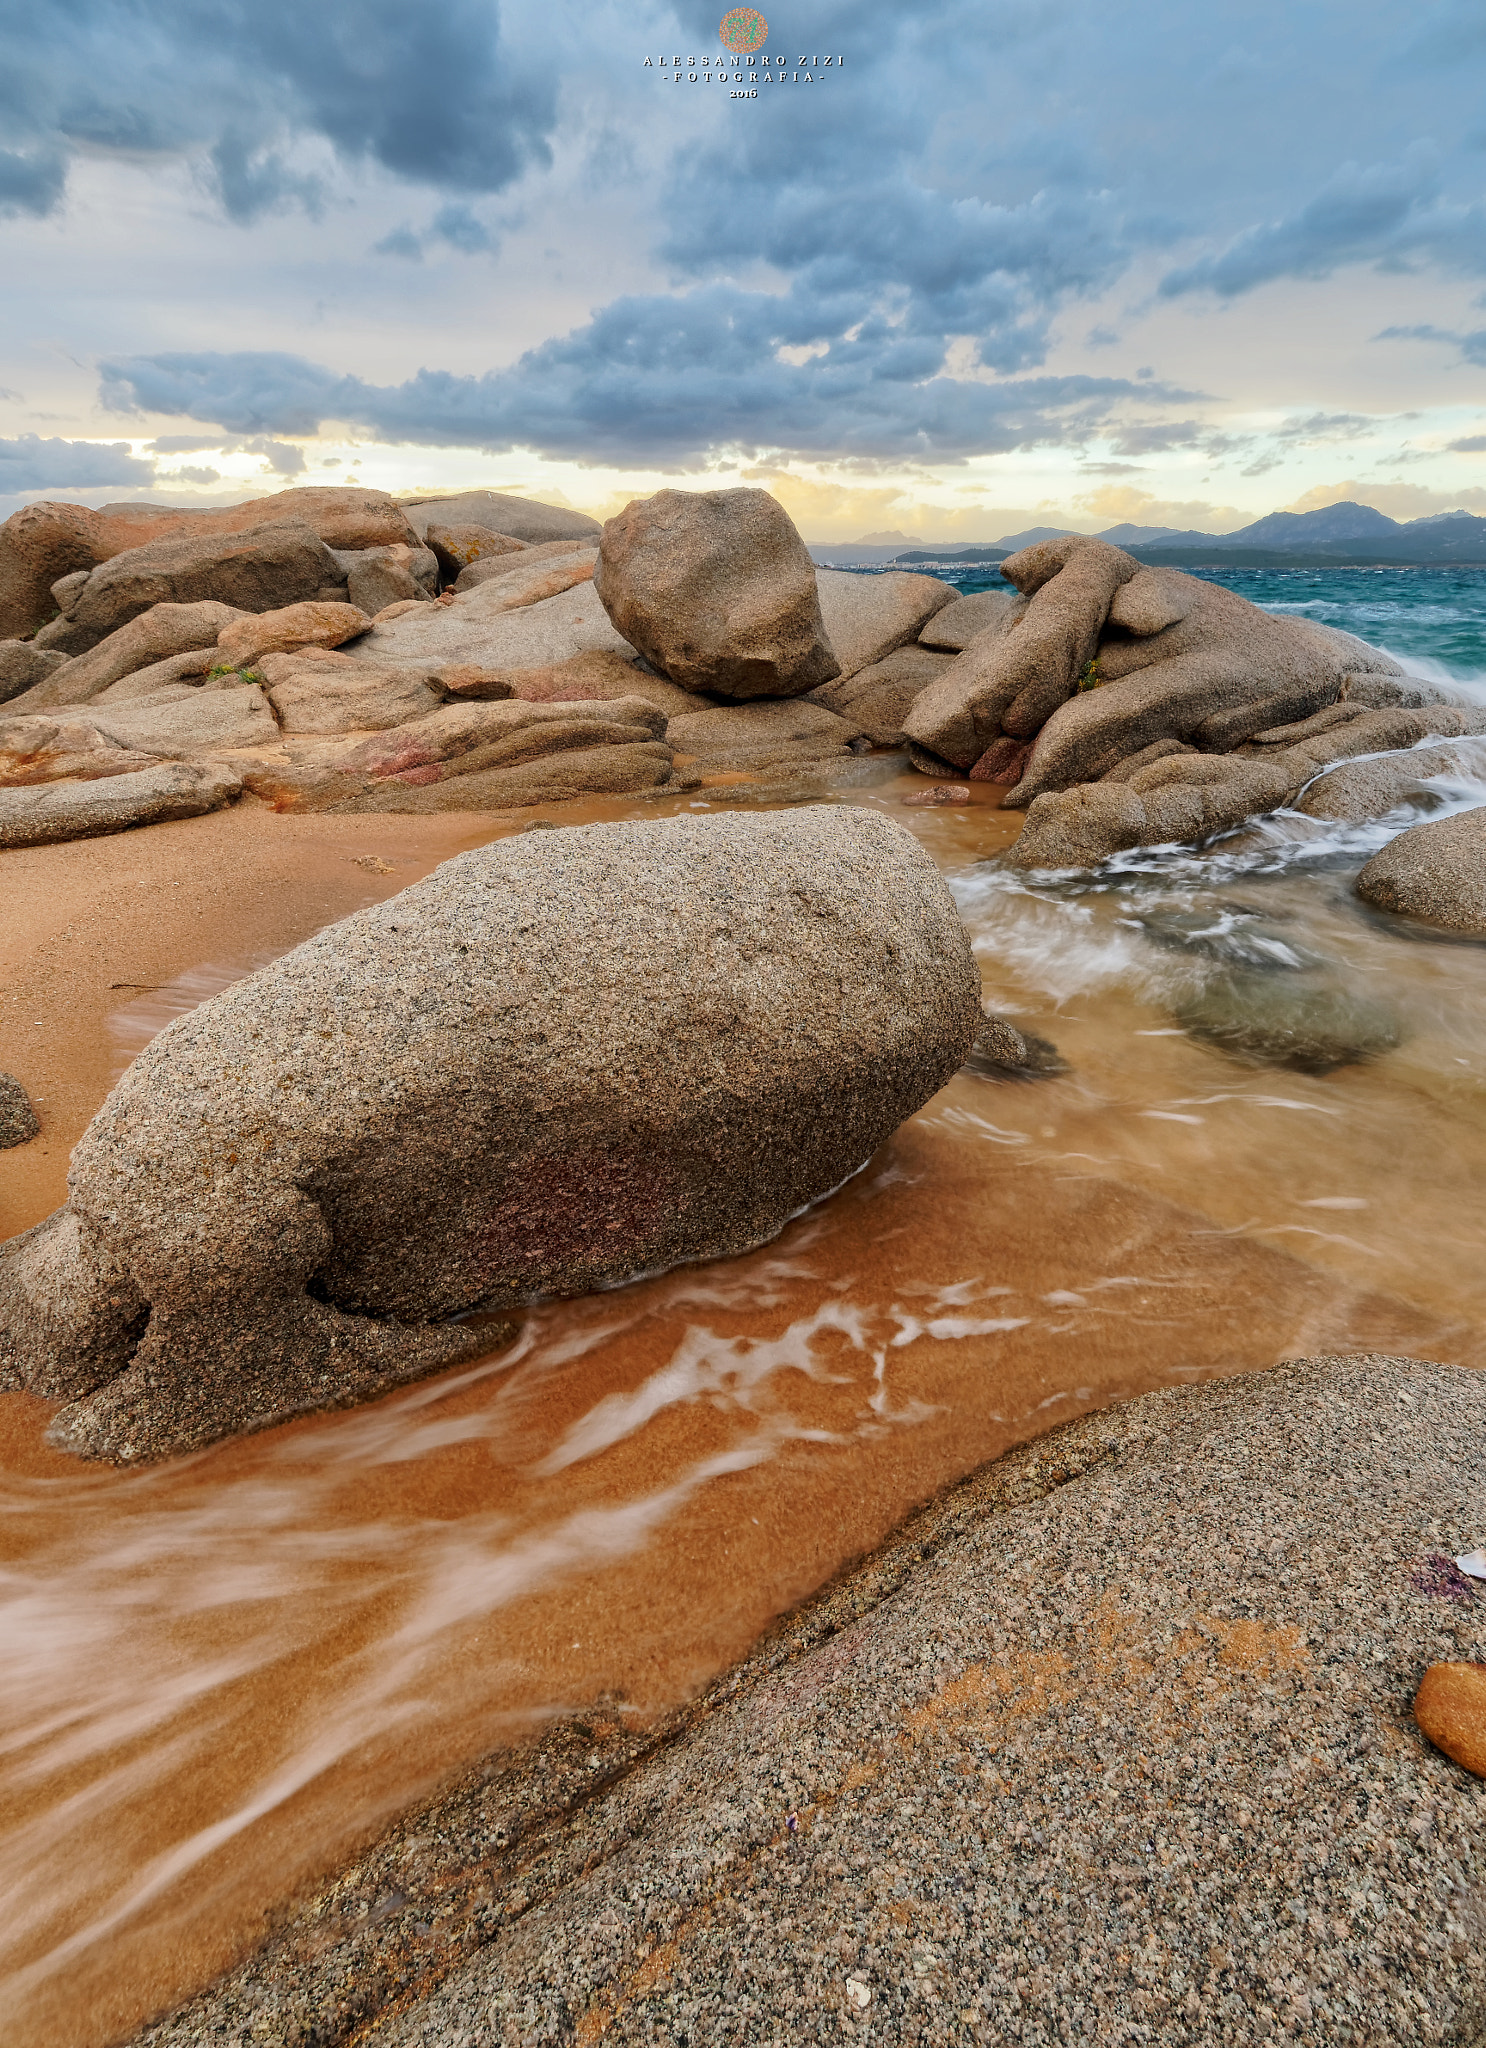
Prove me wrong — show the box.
[1284,477,1486,519]
[98,325,1197,468]
[374,202,497,261]
[1375,323,1486,366]
[0,434,155,491]
[1071,484,1251,534]
[0,0,556,221]
[1448,434,1486,451]
[1161,147,1486,297]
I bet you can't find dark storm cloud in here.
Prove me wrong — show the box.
[1160,147,1486,297]
[16,0,1486,470]
[1375,324,1486,366]
[0,435,155,490]
[99,313,1194,468]
[0,0,554,220]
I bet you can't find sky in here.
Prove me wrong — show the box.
[3,0,1486,540]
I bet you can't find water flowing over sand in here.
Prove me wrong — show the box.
[2,575,1485,2046]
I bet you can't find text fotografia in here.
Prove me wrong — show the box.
[645,55,842,85]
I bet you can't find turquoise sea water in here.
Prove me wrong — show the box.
[944,562,1486,693]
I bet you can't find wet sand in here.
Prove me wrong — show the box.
[0,779,1482,2048]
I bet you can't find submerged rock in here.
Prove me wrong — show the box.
[1356,808,1486,936]
[962,1010,1066,1079]
[0,1072,39,1149]
[595,488,840,700]
[1131,903,1324,972]
[0,807,980,1463]
[1298,742,1486,823]
[1173,966,1404,1071]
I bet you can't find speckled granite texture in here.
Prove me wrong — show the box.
[136,1353,1486,2047]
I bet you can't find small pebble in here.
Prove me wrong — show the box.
[1413,1661,1486,1777]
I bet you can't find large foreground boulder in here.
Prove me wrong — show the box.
[594,489,841,700]
[1356,808,1486,935]
[141,1355,1486,2047]
[0,809,979,1461]
[0,488,415,641]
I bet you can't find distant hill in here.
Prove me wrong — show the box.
[1132,503,1486,567]
[1092,522,1187,544]
[811,502,1486,574]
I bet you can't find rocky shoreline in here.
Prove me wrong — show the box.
[3,482,1484,932]
[2,483,1485,2043]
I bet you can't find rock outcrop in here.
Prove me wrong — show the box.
[398,490,600,546]
[665,699,866,775]
[1356,808,1486,935]
[265,665,446,735]
[424,523,527,578]
[217,600,370,669]
[0,808,980,1462]
[808,643,956,746]
[0,760,243,848]
[342,575,635,674]
[1008,703,1486,870]
[903,539,1408,794]
[8,601,246,711]
[594,489,840,700]
[0,641,68,705]
[49,522,343,652]
[0,488,415,641]
[814,567,956,678]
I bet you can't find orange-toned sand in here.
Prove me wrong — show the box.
[0,779,1482,2048]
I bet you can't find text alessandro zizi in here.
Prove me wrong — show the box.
[644,55,843,86]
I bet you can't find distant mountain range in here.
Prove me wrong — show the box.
[807,502,1486,570]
